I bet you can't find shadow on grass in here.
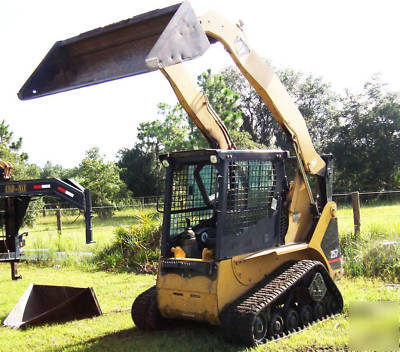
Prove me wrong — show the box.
[50,321,245,352]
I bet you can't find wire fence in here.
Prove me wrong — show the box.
[333,191,400,235]
[20,190,400,236]
[36,195,161,213]
[32,190,400,213]
[333,190,400,207]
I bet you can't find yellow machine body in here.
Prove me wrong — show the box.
[157,202,341,325]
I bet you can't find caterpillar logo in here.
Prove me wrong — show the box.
[5,184,26,193]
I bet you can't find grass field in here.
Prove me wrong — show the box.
[22,208,157,259]
[19,207,163,273]
[1,264,399,352]
[22,203,400,255]
[0,203,399,351]
[337,202,400,239]
[17,202,400,281]
[0,205,400,352]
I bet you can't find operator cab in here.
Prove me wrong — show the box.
[159,149,289,261]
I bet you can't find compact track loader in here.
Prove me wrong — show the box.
[19,2,343,345]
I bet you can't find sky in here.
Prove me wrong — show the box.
[1,0,399,168]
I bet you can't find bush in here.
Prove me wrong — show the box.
[341,230,400,283]
[93,209,161,273]
[23,198,44,227]
[95,203,115,219]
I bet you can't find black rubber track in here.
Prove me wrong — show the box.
[220,260,343,346]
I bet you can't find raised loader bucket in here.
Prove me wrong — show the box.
[3,284,102,329]
[18,2,210,100]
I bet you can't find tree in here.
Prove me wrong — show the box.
[222,66,276,145]
[121,69,260,197]
[136,69,253,155]
[40,161,68,179]
[117,147,159,197]
[197,69,243,131]
[0,119,41,225]
[0,119,23,152]
[221,66,339,152]
[223,64,400,191]
[136,103,194,159]
[0,119,39,180]
[77,147,130,217]
[197,69,264,149]
[130,65,400,195]
[328,77,400,191]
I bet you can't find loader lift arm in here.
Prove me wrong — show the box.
[161,64,235,150]
[199,11,326,176]
[17,1,330,242]
[17,1,323,175]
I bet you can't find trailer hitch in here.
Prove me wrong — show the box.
[0,178,94,279]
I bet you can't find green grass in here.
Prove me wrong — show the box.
[336,203,400,282]
[336,203,400,239]
[24,203,400,253]
[22,207,156,256]
[21,203,400,280]
[3,204,399,350]
[0,264,399,352]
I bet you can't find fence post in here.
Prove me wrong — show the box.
[42,207,46,217]
[351,191,361,235]
[56,206,62,234]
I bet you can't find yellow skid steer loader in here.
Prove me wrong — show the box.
[19,2,343,345]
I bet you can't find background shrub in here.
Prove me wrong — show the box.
[93,209,161,273]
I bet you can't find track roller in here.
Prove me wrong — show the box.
[269,312,284,338]
[251,311,269,344]
[299,304,313,325]
[285,308,299,331]
[312,301,326,320]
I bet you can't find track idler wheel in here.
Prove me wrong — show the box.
[269,312,284,337]
[251,311,268,344]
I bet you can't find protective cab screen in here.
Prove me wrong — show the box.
[219,159,281,259]
[169,163,218,238]
[225,160,276,236]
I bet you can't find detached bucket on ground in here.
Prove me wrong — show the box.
[3,284,102,329]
